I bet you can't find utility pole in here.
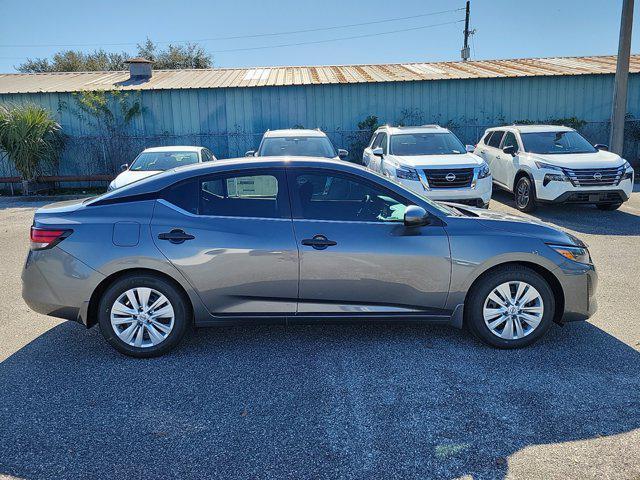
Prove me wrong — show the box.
[461,1,471,61]
[610,0,634,154]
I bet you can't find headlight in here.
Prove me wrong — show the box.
[396,167,420,181]
[535,161,563,171]
[548,244,592,264]
[107,181,116,191]
[623,160,632,170]
[477,162,491,179]
[543,173,570,185]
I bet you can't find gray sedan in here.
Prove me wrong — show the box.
[22,157,597,357]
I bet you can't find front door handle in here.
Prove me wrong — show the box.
[158,229,195,244]
[301,234,337,250]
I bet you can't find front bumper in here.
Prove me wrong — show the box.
[553,260,598,323]
[535,176,633,204]
[22,247,104,324]
[396,175,492,204]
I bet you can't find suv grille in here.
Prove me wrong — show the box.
[564,166,624,187]
[424,168,474,188]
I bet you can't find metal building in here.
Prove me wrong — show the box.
[0,54,639,177]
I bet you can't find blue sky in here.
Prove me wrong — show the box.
[0,0,637,73]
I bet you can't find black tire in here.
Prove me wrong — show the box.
[596,202,622,211]
[98,273,189,358]
[514,175,537,212]
[464,265,556,349]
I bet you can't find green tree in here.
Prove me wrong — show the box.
[17,39,213,72]
[0,104,64,181]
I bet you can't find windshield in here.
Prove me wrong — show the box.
[520,131,597,154]
[390,132,466,156]
[129,151,200,171]
[259,136,337,158]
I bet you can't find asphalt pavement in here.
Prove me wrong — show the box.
[0,189,639,480]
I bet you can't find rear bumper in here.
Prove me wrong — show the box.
[21,247,104,325]
[553,261,598,323]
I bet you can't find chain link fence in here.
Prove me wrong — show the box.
[1,120,639,191]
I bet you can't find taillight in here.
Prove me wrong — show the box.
[30,227,71,250]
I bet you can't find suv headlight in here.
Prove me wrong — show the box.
[477,162,491,179]
[535,161,563,171]
[395,167,420,181]
[622,160,634,181]
[548,244,592,264]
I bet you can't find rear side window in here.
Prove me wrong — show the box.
[487,131,505,148]
[200,172,286,218]
[163,180,198,214]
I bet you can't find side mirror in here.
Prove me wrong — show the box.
[465,144,475,153]
[404,205,430,227]
[337,149,349,159]
[594,144,609,151]
[120,163,129,172]
[502,145,517,156]
[245,150,256,157]
[372,147,384,157]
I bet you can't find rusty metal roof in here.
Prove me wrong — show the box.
[0,54,638,94]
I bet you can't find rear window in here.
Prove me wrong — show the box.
[258,136,336,158]
[130,151,199,171]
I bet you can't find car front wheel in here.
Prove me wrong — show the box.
[98,274,189,358]
[514,176,537,212]
[465,265,555,348]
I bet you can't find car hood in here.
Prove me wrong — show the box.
[443,202,582,246]
[390,153,484,169]
[111,170,163,189]
[527,150,624,169]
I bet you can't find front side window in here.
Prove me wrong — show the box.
[130,151,200,171]
[502,132,519,151]
[290,170,409,222]
[520,131,597,154]
[258,136,337,158]
[487,131,504,148]
[390,132,465,156]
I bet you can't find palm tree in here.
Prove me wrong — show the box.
[0,104,64,192]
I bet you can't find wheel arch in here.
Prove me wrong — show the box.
[513,169,534,193]
[464,261,565,326]
[86,268,195,328]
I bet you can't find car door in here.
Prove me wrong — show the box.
[151,169,299,315]
[500,131,521,191]
[363,133,383,172]
[485,130,507,186]
[286,168,451,315]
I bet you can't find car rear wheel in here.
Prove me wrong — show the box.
[465,265,555,348]
[514,176,537,212]
[98,274,189,358]
[596,202,622,211]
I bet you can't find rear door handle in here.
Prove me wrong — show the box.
[158,229,195,244]
[301,234,337,250]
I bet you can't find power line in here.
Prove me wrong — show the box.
[210,20,464,54]
[0,7,465,49]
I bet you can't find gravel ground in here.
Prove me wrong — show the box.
[0,190,639,480]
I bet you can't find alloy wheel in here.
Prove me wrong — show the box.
[482,281,544,340]
[516,179,530,209]
[110,287,175,348]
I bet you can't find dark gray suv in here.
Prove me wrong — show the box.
[22,158,597,357]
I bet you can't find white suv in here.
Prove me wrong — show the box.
[363,125,492,208]
[475,125,634,212]
[248,129,348,160]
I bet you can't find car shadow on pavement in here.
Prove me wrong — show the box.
[491,189,640,236]
[1,321,639,480]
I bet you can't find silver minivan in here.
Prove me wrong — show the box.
[23,158,597,357]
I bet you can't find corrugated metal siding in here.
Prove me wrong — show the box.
[1,55,639,93]
[2,74,635,134]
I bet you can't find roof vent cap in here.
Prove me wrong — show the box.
[125,57,153,79]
